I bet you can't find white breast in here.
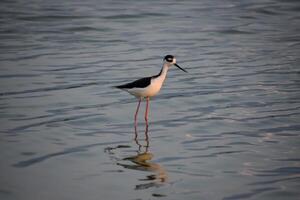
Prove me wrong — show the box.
[125,65,169,98]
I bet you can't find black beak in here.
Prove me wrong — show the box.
[174,63,188,73]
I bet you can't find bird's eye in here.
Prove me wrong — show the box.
[164,55,174,62]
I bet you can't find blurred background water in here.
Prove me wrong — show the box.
[0,0,300,199]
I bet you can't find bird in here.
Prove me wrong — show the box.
[115,55,187,125]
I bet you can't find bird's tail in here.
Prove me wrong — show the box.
[113,85,126,90]
[114,83,128,89]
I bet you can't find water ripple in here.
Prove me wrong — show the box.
[8,113,103,134]
[13,140,129,168]
[0,82,99,97]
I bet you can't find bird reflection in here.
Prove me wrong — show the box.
[117,124,168,190]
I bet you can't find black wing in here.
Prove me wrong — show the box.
[115,77,151,89]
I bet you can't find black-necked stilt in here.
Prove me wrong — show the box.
[115,55,187,125]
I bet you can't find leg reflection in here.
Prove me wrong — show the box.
[122,123,168,189]
[134,121,149,153]
[105,123,168,190]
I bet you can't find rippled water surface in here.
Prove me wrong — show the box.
[1,0,300,199]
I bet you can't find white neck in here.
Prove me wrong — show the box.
[146,64,169,96]
[157,63,169,80]
[151,64,169,85]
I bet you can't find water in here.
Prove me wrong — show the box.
[1,0,300,199]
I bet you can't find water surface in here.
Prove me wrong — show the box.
[0,0,300,199]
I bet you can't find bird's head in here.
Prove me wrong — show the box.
[163,55,187,73]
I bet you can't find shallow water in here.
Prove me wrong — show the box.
[1,0,300,199]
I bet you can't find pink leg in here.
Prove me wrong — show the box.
[145,97,150,125]
[144,124,149,152]
[134,98,142,125]
[134,122,138,141]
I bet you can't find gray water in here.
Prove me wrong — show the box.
[1,0,300,199]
